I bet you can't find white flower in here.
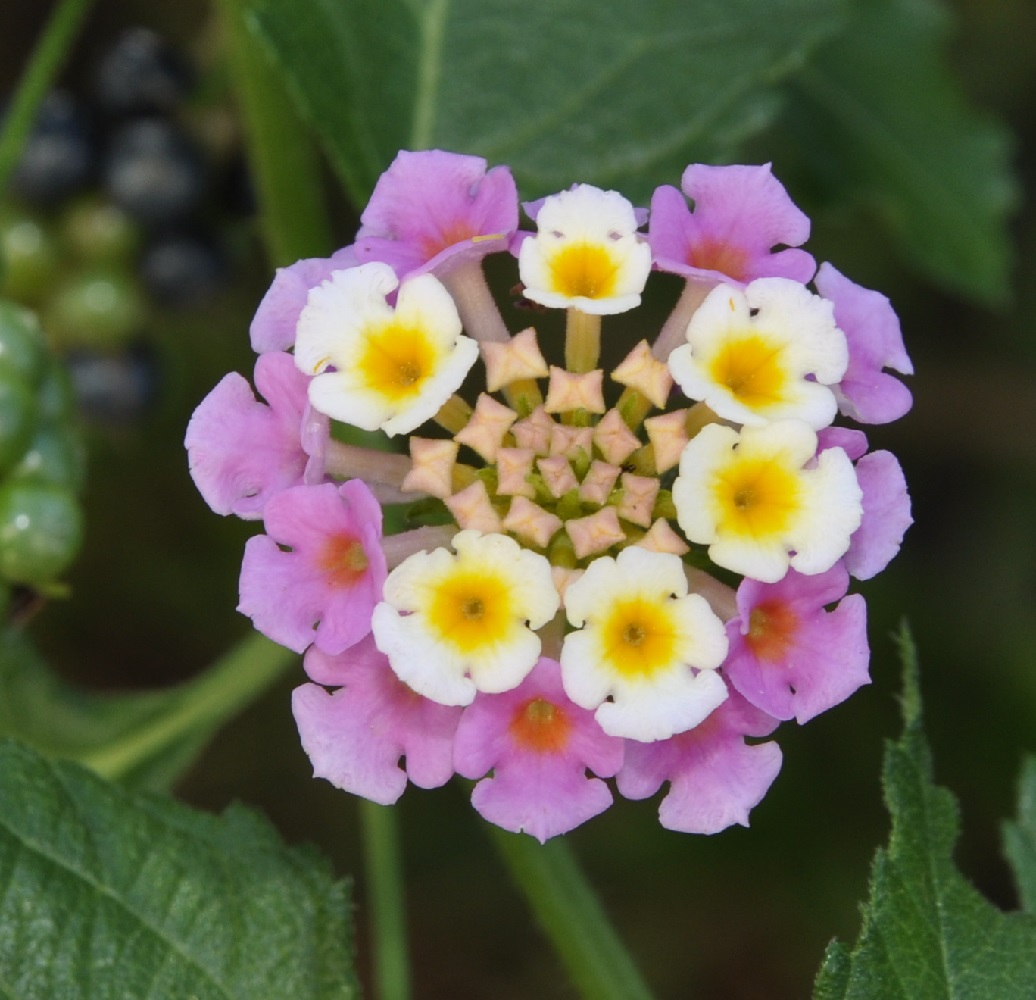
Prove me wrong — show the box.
[371,530,559,706]
[295,261,479,436]
[673,420,862,583]
[518,185,652,315]
[667,279,848,429]
[560,547,729,741]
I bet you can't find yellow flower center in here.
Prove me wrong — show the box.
[358,323,439,402]
[509,697,571,753]
[713,455,802,540]
[426,568,515,653]
[600,597,678,678]
[708,333,789,410]
[549,242,620,299]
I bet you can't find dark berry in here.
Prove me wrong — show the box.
[102,118,206,228]
[65,340,160,424]
[92,27,194,117]
[9,92,95,206]
[140,232,226,306]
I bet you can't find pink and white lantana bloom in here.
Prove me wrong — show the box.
[187,150,913,842]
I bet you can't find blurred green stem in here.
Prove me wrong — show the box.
[0,0,97,192]
[79,633,296,784]
[490,829,657,1000]
[360,801,412,1000]
[216,0,333,264]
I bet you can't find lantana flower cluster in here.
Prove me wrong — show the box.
[186,150,912,842]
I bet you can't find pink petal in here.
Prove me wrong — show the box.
[617,691,781,834]
[293,636,461,804]
[816,263,913,424]
[185,352,311,519]
[250,246,358,353]
[354,150,518,278]
[846,450,913,580]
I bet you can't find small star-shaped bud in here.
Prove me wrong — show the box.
[548,423,593,460]
[634,517,690,556]
[401,437,459,498]
[502,496,563,548]
[444,480,503,532]
[644,408,691,473]
[496,447,537,498]
[611,339,673,409]
[453,393,518,462]
[618,472,660,528]
[544,367,606,414]
[512,406,555,454]
[537,455,579,498]
[551,565,585,606]
[579,460,621,506]
[482,327,550,392]
[592,408,641,465]
[566,506,627,559]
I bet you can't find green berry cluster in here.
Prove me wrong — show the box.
[0,298,84,605]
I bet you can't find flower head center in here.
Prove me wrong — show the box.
[550,242,620,299]
[688,238,749,281]
[717,457,801,538]
[427,570,514,652]
[602,598,678,678]
[746,601,798,662]
[509,696,571,753]
[319,535,370,588]
[358,323,436,401]
[710,334,788,407]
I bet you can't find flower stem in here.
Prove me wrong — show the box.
[566,309,601,373]
[79,632,297,787]
[359,800,412,1000]
[216,0,333,264]
[489,829,657,1000]
[0,0,97,191]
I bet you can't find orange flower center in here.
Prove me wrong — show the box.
[319,535,370,588]
[510,697,572,753]
[746,601,798,662]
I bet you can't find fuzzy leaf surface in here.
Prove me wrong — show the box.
[1004,756,1036,913]
[244,0,846,204]
[812,631,1036,999]
[0,739,356,1000]
[788,0,1016,303]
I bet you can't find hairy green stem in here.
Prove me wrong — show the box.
[490,829,657,1000]
[80,632,296,785]
[216,0,333,265]
[360,801,412,1000]
[0,0,97,192]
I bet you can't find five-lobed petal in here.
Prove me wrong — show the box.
[295,261,479,436]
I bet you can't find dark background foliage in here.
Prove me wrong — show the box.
[3,0,1035,996]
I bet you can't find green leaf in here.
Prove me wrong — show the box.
[1003,757,1036,913]
[0,627,295,791]
[787,0,1017,304]
[812,626,1036,999]
[0,738,357,999]
[244,0,847,205]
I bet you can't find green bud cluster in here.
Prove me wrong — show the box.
[0,299,84,603]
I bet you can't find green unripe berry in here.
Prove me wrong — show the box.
[9,421,85,492]
[0,480,82,586]
[0,371,38,475]
[0,207,60,305]
[0,299,48,386]
[43,266,147,351]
